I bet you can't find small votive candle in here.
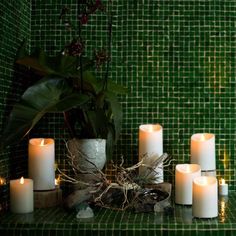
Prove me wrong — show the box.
[219,178,228,196]
[55,175,61,188]
[175,164,201,205]
[0,177,7,211]
[10,177,34,214]
[193,176,218,218]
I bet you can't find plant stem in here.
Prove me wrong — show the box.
[77,1,84,92]
[103,0,112,91]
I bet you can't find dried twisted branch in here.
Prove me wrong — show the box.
[60,143,173,211]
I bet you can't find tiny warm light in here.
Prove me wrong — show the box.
[55,175,60,187]
[221,178,226,185]
[20,177,24,185]
[146,125,154,132]
[0,177,6,185]
[186,164,191,173]
[198,176,207,185]
[40,139,45,146]
[199,134,205,141]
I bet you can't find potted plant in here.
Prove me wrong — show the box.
[0,0,126,168]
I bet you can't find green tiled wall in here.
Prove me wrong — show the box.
[30,0,236,188]
[0,0,31,206]
[0,0,235,203]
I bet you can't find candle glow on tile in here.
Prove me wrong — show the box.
[139,124,163,183]
[10,177,34,214]
[175,164,201,205]
[29,138,55,190]
[193,176,218,218]
[191,133,216,171]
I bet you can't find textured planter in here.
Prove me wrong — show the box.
[67,138,106,189]
[67,138,106,171]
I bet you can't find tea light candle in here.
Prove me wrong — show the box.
[29,138,55,190]
[55,175,61,188]
[175,164,201,205]
[10,177,34,214]
[190,133,216,171]
[193,176,218,218]
[219,178,228,196]
[139,124,163,183]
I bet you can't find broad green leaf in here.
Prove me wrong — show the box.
[16,45,94,78]
[104,91,122,142]
[107,80,128,94]
[0,77,89,148]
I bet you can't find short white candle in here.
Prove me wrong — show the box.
[191,133,216,171]
[10,177,34,214]
[175,164,201,205]
[193,176,218,218]
[139,124,163,183]
[219,178,228,196]
[29,138,55,190]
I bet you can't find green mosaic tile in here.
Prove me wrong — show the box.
[0,0,236,215]
[0,192,236,235]
[28,1,236,191]
[0,0,31,208]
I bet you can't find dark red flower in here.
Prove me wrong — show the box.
[64,39,85,57]
[79,14,89,25]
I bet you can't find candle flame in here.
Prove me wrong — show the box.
[186,164,190,173]
[198,176,207,185]
[146,125,154,132]
[0,177,6,185]
[199,134,205,141]
[20,177,24,184]
[40,139,45,146]
[221,178,225,185]
[55,176,61,187]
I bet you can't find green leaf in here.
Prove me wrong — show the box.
[107,80,128,94]
[104,91,122,142]
[16,45,94,78]
[0,77,89,148]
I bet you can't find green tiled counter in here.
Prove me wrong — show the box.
[0,193,234,236]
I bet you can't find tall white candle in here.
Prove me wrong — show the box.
[139,124,163,183]
[29,138,55,190]
[175,164,201,205]
[193,176,218,218]
[190,133,216,171]
[10,177,34,213]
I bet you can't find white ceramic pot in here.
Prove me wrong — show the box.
[67,138,106,171]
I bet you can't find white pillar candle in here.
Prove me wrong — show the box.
[139,124,163,183]
[10,177,34,214]
[29,138,55,190]
[193,176,218,218]
[219,178,228,196]
[175,164,201,205]
[190,133,216,171]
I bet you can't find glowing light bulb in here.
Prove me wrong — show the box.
[20,177,24,184]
